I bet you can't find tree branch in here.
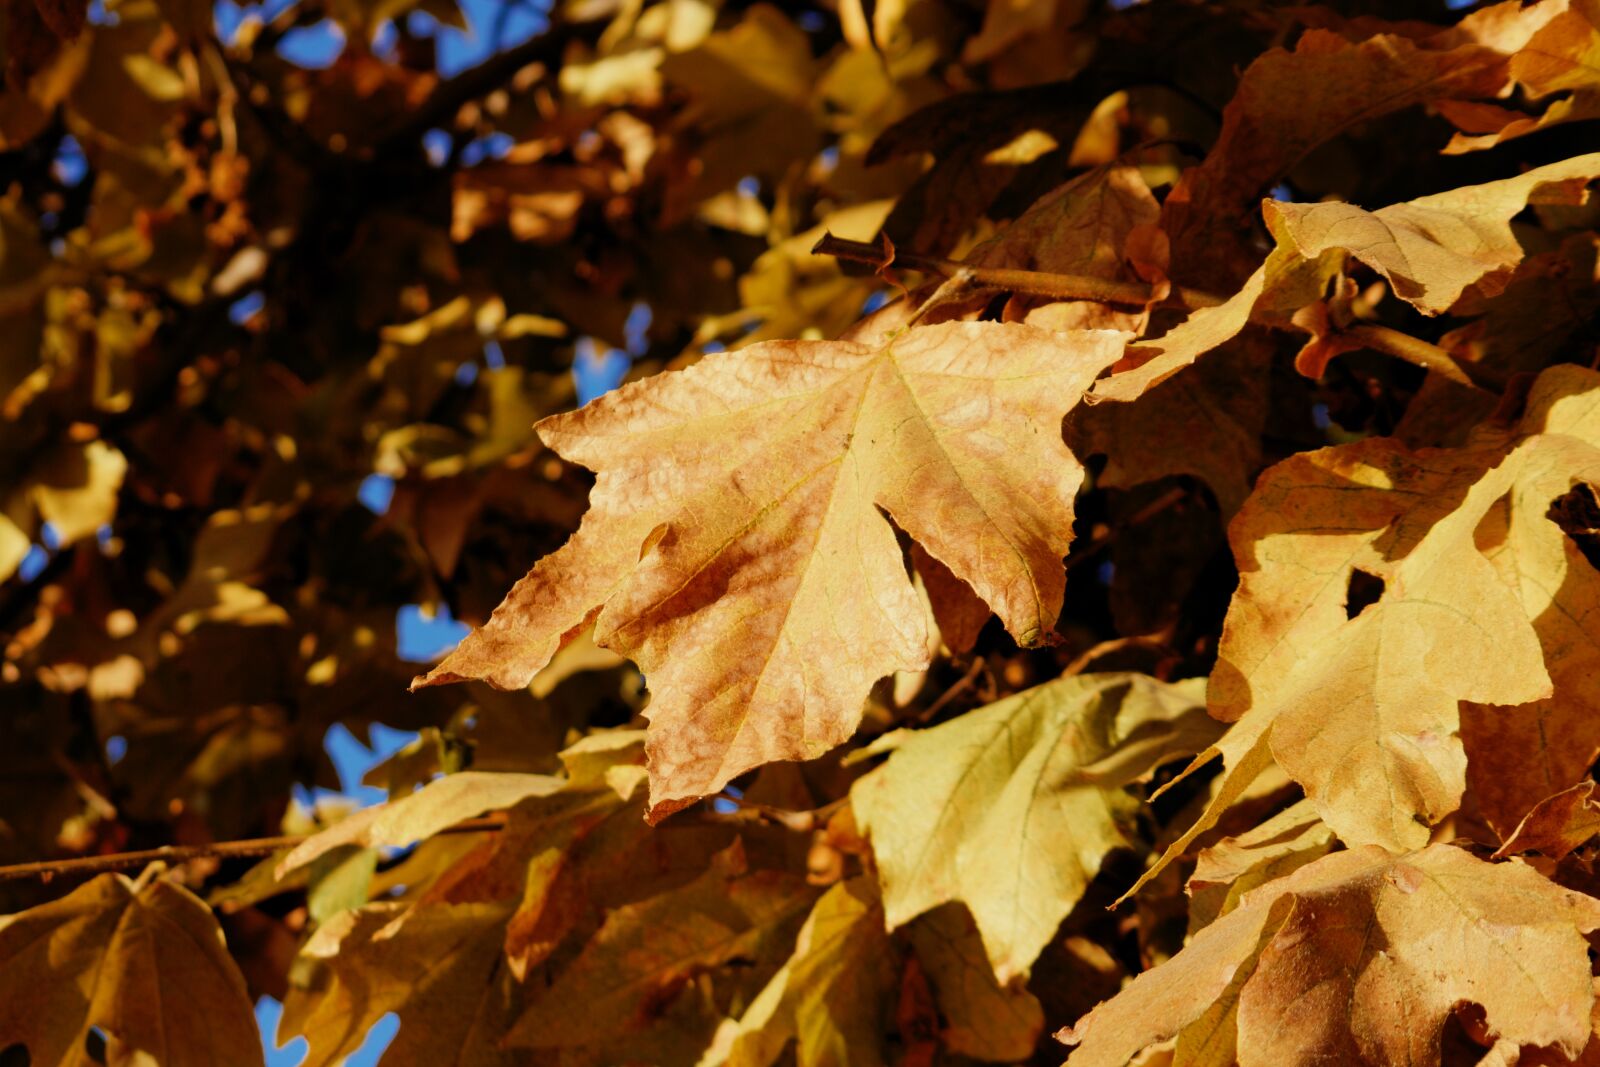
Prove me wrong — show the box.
[379,17,610,147]
[812,233,1223,311]
[812,233,1503,393]
[0,815,508,883]
[0,792,845,883]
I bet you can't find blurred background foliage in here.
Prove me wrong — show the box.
[2,0,1589,1060]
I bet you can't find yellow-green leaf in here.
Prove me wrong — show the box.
[853,672,1213,980]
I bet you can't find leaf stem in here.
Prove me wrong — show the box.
[812,233,1503,392]
[1342,323,1506,392]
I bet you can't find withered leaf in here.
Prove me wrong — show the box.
[1264,152,1600,315]
[1461,464,1600,836]
[281,731,647,881]
[1210,364,1600,849]
[1070,336,1273,517]
[277,769,572,876]
[1494,780,1600,860]
[1443,1,1600,151]
[1063,845,1600,1067]
[505,842,815,1047]
[418,323,1124,817]
[971,163,1160,315]
[279,901,520,1067]
[905,903,1045,1061]
[0,872,262,1066]
[1185,799,1336,929]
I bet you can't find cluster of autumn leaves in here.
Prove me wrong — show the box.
[10,0,1600,1062]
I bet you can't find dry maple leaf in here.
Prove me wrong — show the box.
[1116,364,1600,891]
[505,842,815,1047]
[1069,333,1274,517]
[283,900,521,1066]
[1209,366,1600,849]
[904,904,1046,1061]
[969,163,1161,332]
[416,322,1124,817]
[1184,798,1336,931]
[1061,844,1600,1067]
[700,876,899,1067]
[1494,780,1600,860]
[0,872,262,1067]
[1460,467,1600,836]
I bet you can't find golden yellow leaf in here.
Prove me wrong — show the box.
[853,672,1212,980]
[1169,802,1335,1067]
[277,770,570,876]
[1070,337,1272,517]
[0,872,261,1066]
[973,164,1158,279]
[418,322,1124,817]
[1087,266,1266,403]
[1264,152,1600,315]
[1207,365,1600,849]
[905,903,1044,1061]
[0,512,29,583]
[1444,1,1600,150]
[1460,472,1600,835]
[698,876,898,1067]
[280,901,520,1067]
[966,163,1160,333]
[1186,798,1335,927]
[1087,217,1332,404]
[1062,845,1600,1067]
[1113,698,1278,906]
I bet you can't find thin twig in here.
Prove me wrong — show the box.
[379,17,609,146]
[1065,485,1190,571]
[703,795,849,834]
[0,816,507,883]
[912,655,987,724]
[0,791,849,883]
[812,233,1500,393]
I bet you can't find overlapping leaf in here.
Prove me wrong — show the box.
[506,842,815,1047]
[1062,845,1600,1067]
[1094,154,1600,405]
[1207,364,1600,849]
[853,672,1213,981]
[1443,1,1600,151]
[699,877,900,1067]
[280,900,522,1067]
[1161,26,1514,281]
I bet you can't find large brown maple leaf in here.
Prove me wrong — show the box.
[415,321,1124,816]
